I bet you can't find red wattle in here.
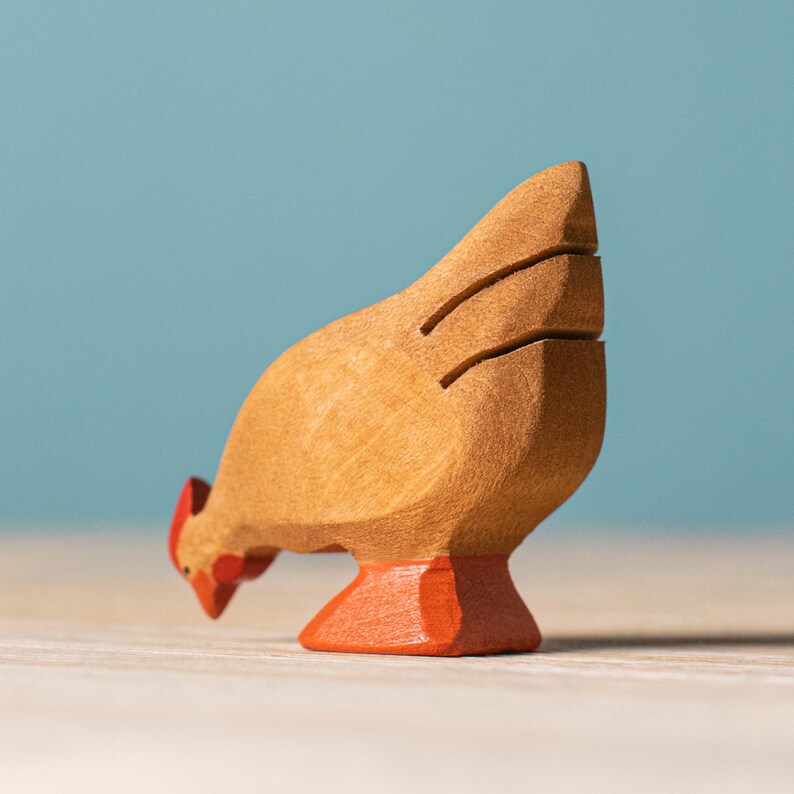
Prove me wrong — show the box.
[213,553,274,584]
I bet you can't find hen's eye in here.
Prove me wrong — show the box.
[183,566,191,575]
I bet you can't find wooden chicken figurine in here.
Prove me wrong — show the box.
[169,161,605,656]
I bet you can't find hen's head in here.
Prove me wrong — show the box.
[168,477,273,618]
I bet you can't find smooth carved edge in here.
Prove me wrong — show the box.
[420,246,595,336]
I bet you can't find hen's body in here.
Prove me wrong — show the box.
[172,161,606,655]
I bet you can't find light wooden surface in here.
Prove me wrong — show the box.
[2,528,793,793]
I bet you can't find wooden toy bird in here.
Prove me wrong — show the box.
[169,161,606,656]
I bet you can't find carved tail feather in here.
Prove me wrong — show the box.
[416,161,598,335]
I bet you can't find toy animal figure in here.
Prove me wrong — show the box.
[169,161,605,656]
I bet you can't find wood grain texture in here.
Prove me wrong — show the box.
[169,161,606,653]
[1,529,793,793]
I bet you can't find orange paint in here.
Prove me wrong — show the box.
[191,569,236,619]
[299,556,541,656]
[168,477,211,570]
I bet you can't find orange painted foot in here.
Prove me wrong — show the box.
[299,555,541,656]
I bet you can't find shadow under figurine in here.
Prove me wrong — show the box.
[168,160,606,656]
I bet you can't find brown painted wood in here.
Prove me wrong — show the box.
[169,161,606,654]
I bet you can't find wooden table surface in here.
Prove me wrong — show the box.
[2,528,793,793]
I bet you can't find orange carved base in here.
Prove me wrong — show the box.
[299,555,541,656]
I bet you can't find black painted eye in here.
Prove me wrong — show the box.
[183,566,191,575]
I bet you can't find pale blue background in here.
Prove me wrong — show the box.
[1,1,792,528]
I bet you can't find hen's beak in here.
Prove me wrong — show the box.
[192,555,275,619]
[191,570,237,619]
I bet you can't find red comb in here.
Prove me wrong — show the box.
[168,477,211,569]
